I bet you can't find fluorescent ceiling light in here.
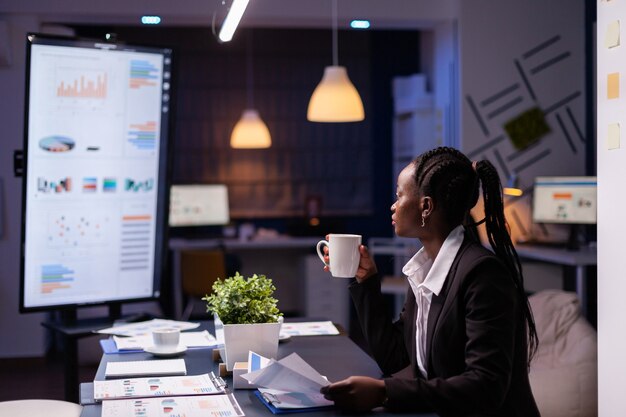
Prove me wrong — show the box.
[350,20,370,29]
[218,0,250,43]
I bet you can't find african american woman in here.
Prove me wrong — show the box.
[320,147,540,417]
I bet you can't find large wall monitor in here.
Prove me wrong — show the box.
[20,34,173,312]
[532,176,598,224]
[169,184,230,227]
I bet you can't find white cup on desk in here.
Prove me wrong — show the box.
[316,234,362,278]
[152,328,180,351]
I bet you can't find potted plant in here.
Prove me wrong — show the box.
[203,272,282,371]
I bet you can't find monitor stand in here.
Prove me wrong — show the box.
[566,224,582,251]
[42,303,125,402]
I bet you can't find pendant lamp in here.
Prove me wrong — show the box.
[230,32,272,149]
[307,0,364,122]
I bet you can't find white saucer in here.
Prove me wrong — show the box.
[279,333,292,342]
[144,344,187,357]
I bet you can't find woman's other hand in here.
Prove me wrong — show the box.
[320,376,386,412]
[355,244,377,283]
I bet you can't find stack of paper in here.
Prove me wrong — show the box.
[242,353,333,413]
[96,371,238,417]
[104,359,187,379]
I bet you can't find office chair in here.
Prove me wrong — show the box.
[528,289,597,417]
[0,399,82,417]
[180,249,227,321]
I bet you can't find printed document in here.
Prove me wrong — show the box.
[94,373,226,400]
[113,330,217,351]
[97,319,200,337]
[279,321,339,337]
[101,394,244,417]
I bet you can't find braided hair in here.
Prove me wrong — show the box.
[411,146,538,362]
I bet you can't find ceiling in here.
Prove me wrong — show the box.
[0,0,459,30]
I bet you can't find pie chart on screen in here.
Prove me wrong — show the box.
[39,136,75,152]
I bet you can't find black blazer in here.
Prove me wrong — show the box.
[350,236,540,417]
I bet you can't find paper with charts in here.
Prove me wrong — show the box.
[279,321,339,337]
[94,373,225,400]
[242,352,333,409]
[97,319,200,337]
[101,394,244,417]
[113,330,217,351]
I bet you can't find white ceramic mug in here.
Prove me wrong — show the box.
[316,234,362,278]
[152,328,180,350]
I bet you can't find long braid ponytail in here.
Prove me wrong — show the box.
[413,147,538,363]
[475,160,538,362]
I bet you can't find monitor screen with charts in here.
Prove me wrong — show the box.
[20,33,173,312]
[532,176,597,225]
[169,184,230,227]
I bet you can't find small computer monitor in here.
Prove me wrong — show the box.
[169,184,230,227]
[532,176,597,224]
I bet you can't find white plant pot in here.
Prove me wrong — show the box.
[222,322,281,371]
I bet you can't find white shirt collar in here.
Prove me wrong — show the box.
[402,225,465,296]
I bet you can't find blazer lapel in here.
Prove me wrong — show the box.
[424,288,446,377]
[424,238,472,377]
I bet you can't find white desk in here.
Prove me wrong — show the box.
[0,400,82,417]
[169,237,320,318]
[515,245,597,315]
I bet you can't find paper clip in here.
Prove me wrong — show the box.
[209,372,228,390]
[261,392,281,405]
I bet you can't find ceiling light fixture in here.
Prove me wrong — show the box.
[350,20,370,29]
[141,16,161,25]
[230,32,272,149]
[218,0,250,43]
[307,0,365,122]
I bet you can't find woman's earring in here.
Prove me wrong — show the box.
[421,214,426,228]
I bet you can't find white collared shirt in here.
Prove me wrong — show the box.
[402,225,465,378]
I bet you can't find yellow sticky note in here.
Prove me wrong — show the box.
[608,72,620,99]
[606,20,620,48]
[608,123,620,150]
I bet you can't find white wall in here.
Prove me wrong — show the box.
[419,21,460,150]
[458,0,586,244]
[597,2,626,415]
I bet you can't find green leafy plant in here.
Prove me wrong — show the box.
[202,272,282,325]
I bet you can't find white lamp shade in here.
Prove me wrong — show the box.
[307,66,365,122]
[230,109,272,149]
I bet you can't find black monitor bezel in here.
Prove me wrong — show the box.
[19,33,175,313]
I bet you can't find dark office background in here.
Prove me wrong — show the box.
[72,25,421,243]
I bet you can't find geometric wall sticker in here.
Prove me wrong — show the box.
[503,107,551,150]
[608,72,620,99]
[608,123,620,150]
[605,20,620,49]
